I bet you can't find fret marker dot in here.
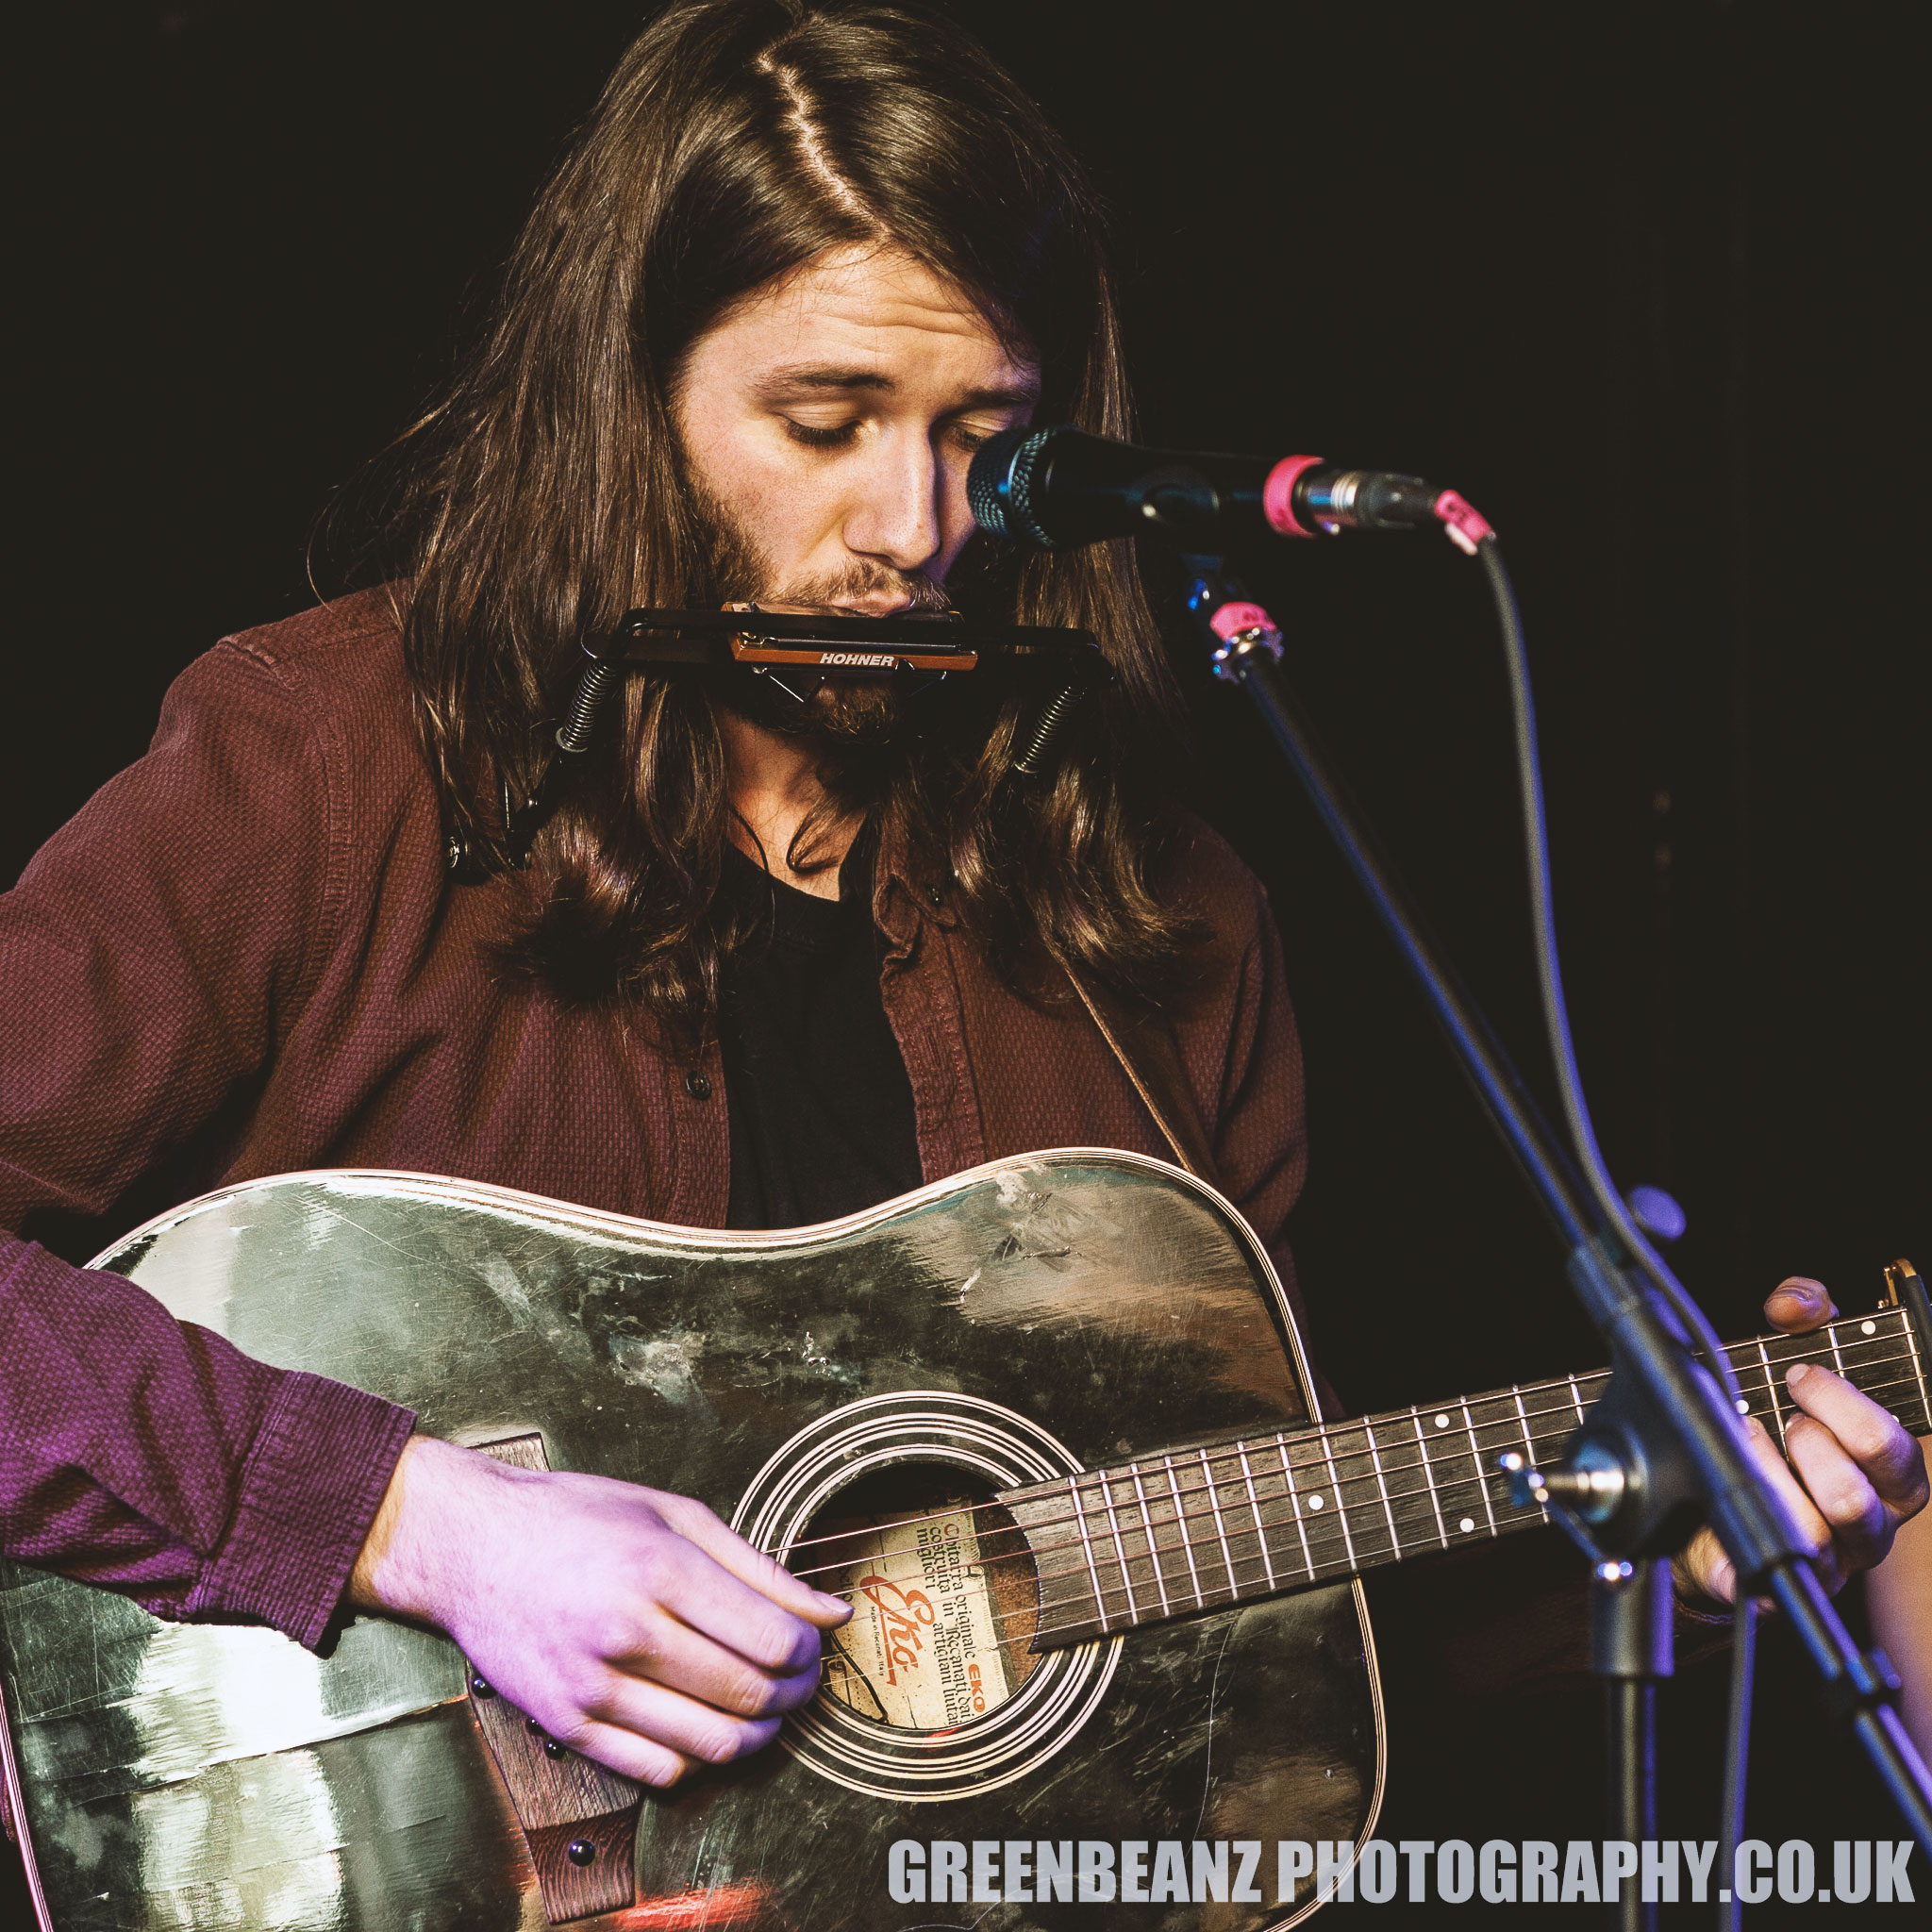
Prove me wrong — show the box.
[1434,1414,1450,1429]
[1862,1320,1877,1336]
[1736,1398,1750,1414]
[1458,1516,1475,1534]
[1307,1494,1324,1509]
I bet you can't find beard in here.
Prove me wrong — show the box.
[689,473,954,746]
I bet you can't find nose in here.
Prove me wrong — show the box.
[840,425,943,578]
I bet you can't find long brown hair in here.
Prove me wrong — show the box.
[357,0,1200,1038]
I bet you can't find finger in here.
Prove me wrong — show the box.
[654,1492,853,1630]
[1786,1363,1930,1511]
[1764,1276,1838,1335]
[1740,1414,1842,1589]
[626,1527,844,1680]
[1784,1413,1893,1573]
[1675,1527,1739,1607]
[601,1608,824,1720]
[571,1670,791,1775]
[564,1722,701,1789]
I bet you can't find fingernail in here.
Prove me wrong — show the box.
[1787,1363,1810,1385]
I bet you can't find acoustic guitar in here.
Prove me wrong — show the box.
[3,1152,1926,1930]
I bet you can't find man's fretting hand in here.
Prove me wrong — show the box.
[347,1436,851,1786]
[1674,1277,1930,1607]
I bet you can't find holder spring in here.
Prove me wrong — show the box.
[1011,681,1084,777]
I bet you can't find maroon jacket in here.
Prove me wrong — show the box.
[0,591,1309,1653]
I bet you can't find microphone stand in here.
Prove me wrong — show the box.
[1172,548,1932,1919]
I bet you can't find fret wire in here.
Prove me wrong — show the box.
[1509,1386,1554,1520]
[1236,1445,1278,1593]
[1317,1424,1381,1551]
[1101,1474,1138,1624]
[1016,1374,1932,1618]
[1568,1375,1587,1429]
[1274,1437,1319,1579]
[1163,1457,1207,1607]
[1196,1449,1238,1603]
[1027,1491,1556,1636]
[1458,1399,1499,1534]
[1362,1418,1402,1554]
[1017,1361,1928,1596]
[1128,1465,1171,1620]
[1410,1408,1450,1547]
[1510,1381,1543,1460]
[1734,1352,1770,1420]
[995,1344,1932,1637]
[1067,1473,1108,1634]
[1827,1320,1847,1378]
[1021,1473,1537,1609]
[1756,1337,1785,1443]
[1901,1311,1931,1432]
[1316,1427,1359,1574]
[1076,1342,1924,1541]
[1002,1326,1926,1612]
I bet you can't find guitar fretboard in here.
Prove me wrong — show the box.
[1005,1305,1931,1650]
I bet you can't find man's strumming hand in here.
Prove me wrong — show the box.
[346,1436,851,1786]
[1674,1277,1930,1608]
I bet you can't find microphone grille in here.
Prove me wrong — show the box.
[967,425,1063,548]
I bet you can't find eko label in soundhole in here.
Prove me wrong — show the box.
[741,1392,1120,1797]
[821,1499,1019,1729]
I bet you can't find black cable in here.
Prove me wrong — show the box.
[1475,536,1761,1920]
[1475,536,1748,1413]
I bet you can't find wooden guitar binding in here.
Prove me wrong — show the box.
[468,1433,643,1924]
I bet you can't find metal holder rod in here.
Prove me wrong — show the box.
[1593,1557,1673,1932]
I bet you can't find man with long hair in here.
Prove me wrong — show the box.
[2,0,1922,1803]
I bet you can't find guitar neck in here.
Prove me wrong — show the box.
[1008,1302,1932,1651]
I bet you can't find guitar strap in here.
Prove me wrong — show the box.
[1057,957,1221,1188]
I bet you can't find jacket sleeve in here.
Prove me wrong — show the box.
[0,642,413,1650]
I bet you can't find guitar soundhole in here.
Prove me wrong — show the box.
[798,1461,1041,1734]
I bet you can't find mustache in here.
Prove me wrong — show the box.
[760,560,954,616]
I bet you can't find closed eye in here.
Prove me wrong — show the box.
[783,420,861,449]
[782,419,1011,454]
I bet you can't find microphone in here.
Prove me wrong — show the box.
[966,425,1493,555]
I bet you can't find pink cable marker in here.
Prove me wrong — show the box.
[1433,489,1495,556]
[1261,456,1329,538]
[1261,453,1494,553]
[1208,600,1279,643]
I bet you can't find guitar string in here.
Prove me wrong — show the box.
[811,1364,1932,1656]
[791,1358,1932,1644]
[772,1335,1922,1583]
[984,1363,1932,1609]
[765,1321,1913,1566]
[793,1359,1928,1641]
[819,1354,1930,1662]
[798,1357,1928,1635]
[1015,1359,1932,1658]
[805,1342,1927,1688]
[778,1348,1928,1593]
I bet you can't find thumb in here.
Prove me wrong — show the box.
[1764,1276,1837,1335]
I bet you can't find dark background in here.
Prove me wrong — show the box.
[8,0,1926,1920]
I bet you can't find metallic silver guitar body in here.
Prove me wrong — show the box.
[0,1150,1383,1929]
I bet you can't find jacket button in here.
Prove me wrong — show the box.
[684,1070,712,1101]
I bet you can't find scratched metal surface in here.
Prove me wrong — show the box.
[0,1152,1381,1931]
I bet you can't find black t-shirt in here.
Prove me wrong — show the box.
[717,820,924,1229]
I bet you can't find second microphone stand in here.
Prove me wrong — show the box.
[1173,547,1932,1927]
